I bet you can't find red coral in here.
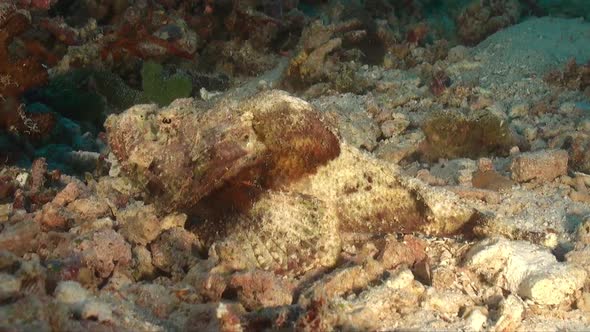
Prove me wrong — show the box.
[39,17,81,46]
[0,11,48,98]
[17,0,57,10]
[544,58,590,92]
[0,8,53,139]
[0,175,16,199]
[100,7,195,61]
[430,70,451,96]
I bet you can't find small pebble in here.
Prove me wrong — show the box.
[464,307,487,331]
[54,281,89,305]
[509,103,530,118]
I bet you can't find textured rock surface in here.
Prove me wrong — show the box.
[75,229,132,278]
[229,270,294,310]
[510,149,568,182]
[464,237,587,305]
[150,227,201,275]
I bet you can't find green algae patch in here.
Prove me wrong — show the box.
[141,61,192,107]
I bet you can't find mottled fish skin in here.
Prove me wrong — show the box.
[105,90,340,216]
[207,191,341,276]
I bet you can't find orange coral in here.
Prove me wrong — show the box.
[406,23,428,44]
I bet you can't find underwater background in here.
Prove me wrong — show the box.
[1,0,590,330]
[0,0,588,174]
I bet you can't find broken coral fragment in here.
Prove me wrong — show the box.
[150,227,202,275]
[281,19,368,91]
[510,149,568,183]
[328,268,424,331]
[75,229,132,279]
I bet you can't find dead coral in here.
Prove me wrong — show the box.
[464,237,587,305]
[567,133,590,173]
[35,202,72,231]
[0,218,41,256]
[115,203,162,246]
[203,39,278,76]
[336,269,425,330]
[281,19,366,91]
[66,197,112,223]
[0,175,16,200]
[312,94,381,151]
[121,283,179,319]
[510,149,568,183]
[298,256,387,307]
[182,302,245,331]
[429,70,451,96]
[183,261,228,302]
[100,4,199,62]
